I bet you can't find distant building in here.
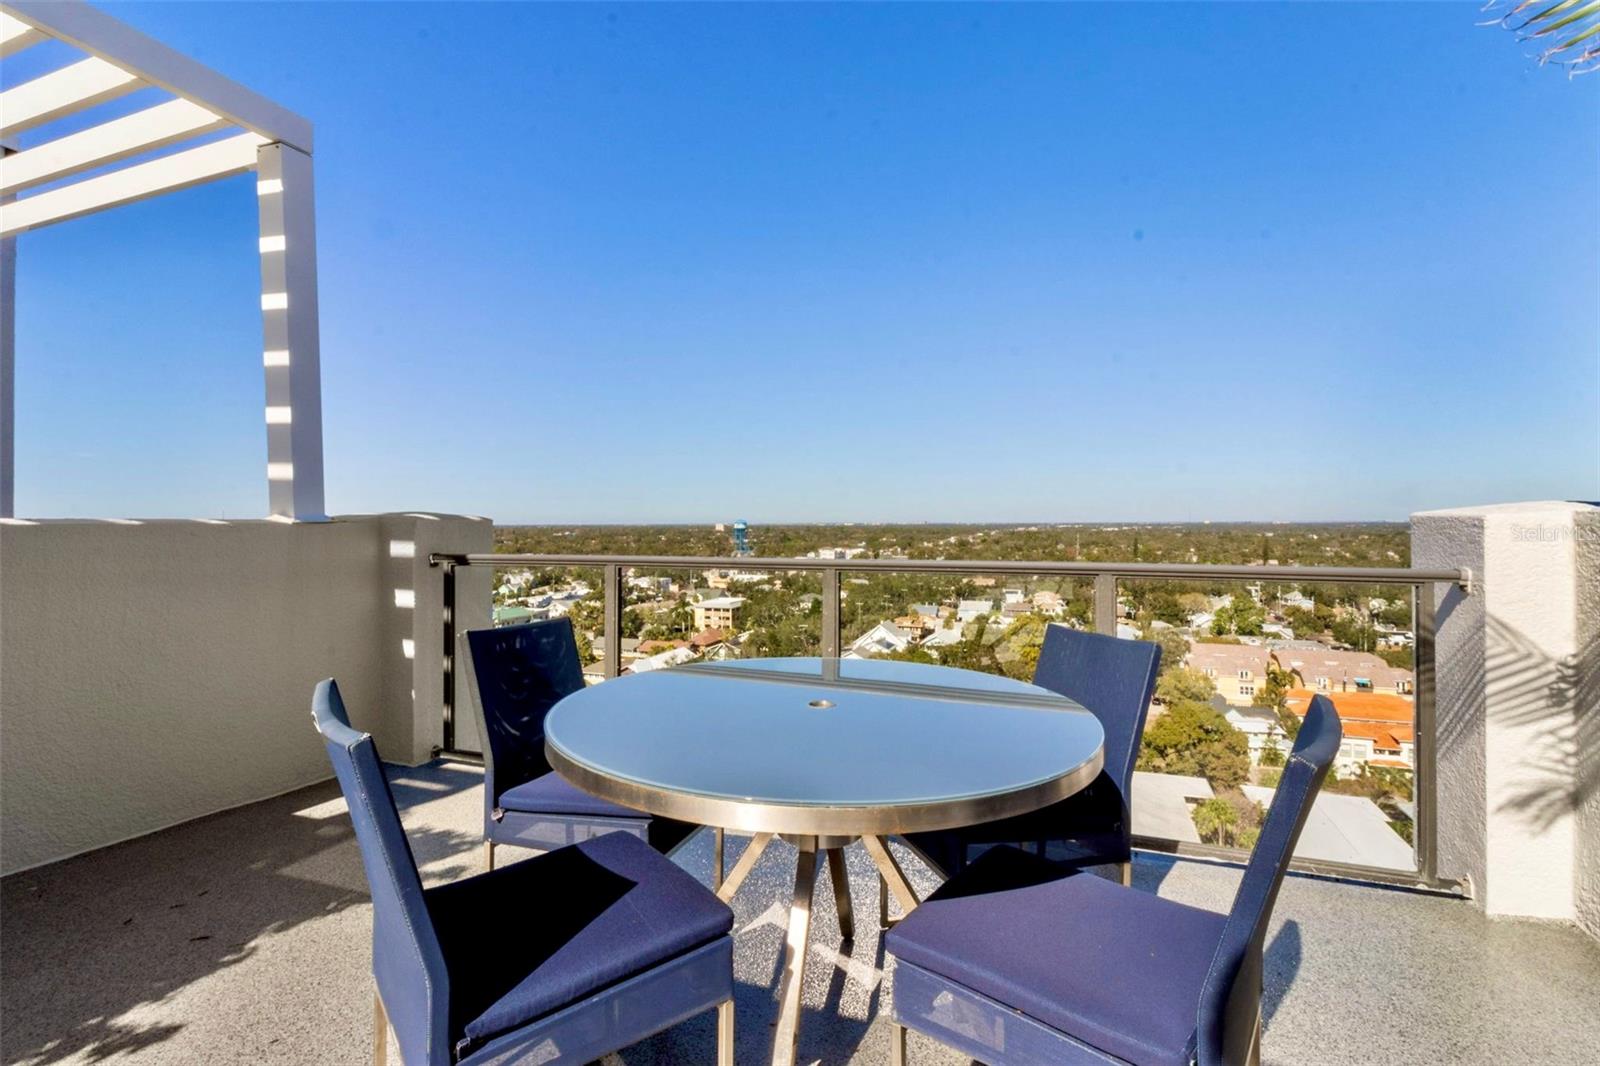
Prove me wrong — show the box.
[1273,648,1413,697]
[629,646,697,674]
[692,596,745,632]
[1220,700,1288,764]
[1002,587,1026,605]
[1284,689,1415,774]
[590,636,642,662]
[845,621,912,659]
[1032,590,1064,614]
[1184,643,1274,706]
[492,605,546,626]
[956,599,994,623]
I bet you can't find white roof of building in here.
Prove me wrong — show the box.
[695,596,746,609]
[1241,785,1414,870]
[1130,771,1214,844]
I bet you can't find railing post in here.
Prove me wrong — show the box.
[441,558,458,752]
[1093,573,1118,636]
[1412,579,1438,885]
[821,567,841,657]
[604,562,624,679]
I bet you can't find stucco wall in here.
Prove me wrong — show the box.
[0,513,490,876]
[1414,500,1599,930]
[1574,506,1599,940]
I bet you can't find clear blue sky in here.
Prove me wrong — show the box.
[10,1,1598,522]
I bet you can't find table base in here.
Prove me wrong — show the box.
[716,833,926,1066]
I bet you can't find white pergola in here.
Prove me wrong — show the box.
[0,0,324,520]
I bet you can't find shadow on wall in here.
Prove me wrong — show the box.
[0,761,482,1065]
[1485,617,1599,834]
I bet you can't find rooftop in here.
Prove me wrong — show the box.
[5,762,1596,1066]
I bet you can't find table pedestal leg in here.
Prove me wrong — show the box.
[716,832,773,902]
[824,847,854,942]
[771,837,817,1066]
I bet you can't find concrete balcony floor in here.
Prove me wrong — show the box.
[3,760,1596,1066]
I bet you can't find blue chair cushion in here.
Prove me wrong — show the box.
[886,845,1224,1066]
[425,830,734,1055]
[497,771,646,820]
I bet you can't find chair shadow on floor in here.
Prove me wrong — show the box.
[0,761,483,1066]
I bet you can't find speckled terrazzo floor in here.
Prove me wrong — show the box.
[3,760,1597,1066]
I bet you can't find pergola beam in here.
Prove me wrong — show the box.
[0,98,227,194]
[0,1,312,153]
[0,57,140,138]
[0,131,267,238]
[0,11,43,58]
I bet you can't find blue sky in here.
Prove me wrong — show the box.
[9,1,1598,522]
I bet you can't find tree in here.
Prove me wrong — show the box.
[1147,629,1191,678]
[1139,700,1251,790]
[1156,666,1217,705]
[1258,735,1285,768]
[1192,798,1239,846]
[1211,591,1265,637]
[1485,1,1600,75]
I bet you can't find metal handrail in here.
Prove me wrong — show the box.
[431,549,1465,892]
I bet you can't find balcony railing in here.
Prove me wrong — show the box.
[431,551,1470,892]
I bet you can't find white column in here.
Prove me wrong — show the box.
[1,142,14,518]
[255,142,324,521]
[1413,501,1600,929]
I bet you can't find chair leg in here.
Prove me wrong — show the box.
[373,990,389,1066]
[888,1019,907,1066]
[713,827,725,892]
[1119,860,1132,887]
[717,997,735,1066]
[484,839,495,871]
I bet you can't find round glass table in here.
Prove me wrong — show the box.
[544,657,1104,1066]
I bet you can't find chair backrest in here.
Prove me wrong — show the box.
[1031,625,1162,805]
[1194,694,1341,1066]
[312,679,450,1066]
[463,618,586,809]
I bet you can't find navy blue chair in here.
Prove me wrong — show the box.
[462,619,701,872]
[312,678,736,1066]
[907,626,1162,886]
[884,694,1342,1066]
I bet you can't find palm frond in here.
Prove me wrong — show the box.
[1484,0,1600,73]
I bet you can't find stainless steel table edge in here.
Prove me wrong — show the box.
[544,736,1105,838]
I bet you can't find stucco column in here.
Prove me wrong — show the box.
[1412,501,1599,934]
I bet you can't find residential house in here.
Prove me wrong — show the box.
[956,599,994,624]
[1184,642,1274,706]
[492,605,546,626]
[1031,590,1064,614]
[690,629,740,661]
[628,646,697,674]
[845,621,912,659]
[1219,699,1289,765]
[590,636,642,663]
[920,624,965,650]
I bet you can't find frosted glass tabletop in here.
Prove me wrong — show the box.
[544,657,1105,836]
